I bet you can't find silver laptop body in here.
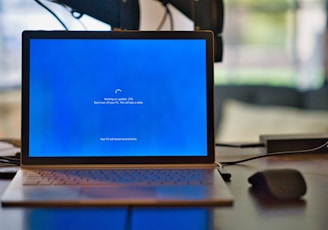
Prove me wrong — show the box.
[1,30,233,207]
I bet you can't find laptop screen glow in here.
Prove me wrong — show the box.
[28,37,208,158]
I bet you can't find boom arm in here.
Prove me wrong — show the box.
[163,0,224,61]
[54,0,224,61]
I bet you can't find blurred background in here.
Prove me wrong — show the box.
[0,0,327,142]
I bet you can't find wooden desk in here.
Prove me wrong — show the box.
[215,147,328,230]
[1,147,327,230]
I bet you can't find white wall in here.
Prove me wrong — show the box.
[139,0,193,30]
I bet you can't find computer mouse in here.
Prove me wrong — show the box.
[248,169,307,200]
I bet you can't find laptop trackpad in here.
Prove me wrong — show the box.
[80,186,157,199]
[79,186,210,200]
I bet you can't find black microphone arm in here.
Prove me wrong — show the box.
[53,0,224,61]
[161,0,224,62]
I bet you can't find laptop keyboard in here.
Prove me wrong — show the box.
[23,169,214,186]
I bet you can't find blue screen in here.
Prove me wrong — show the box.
[29,38,208,157]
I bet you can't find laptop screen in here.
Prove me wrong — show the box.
[22,31,214,165]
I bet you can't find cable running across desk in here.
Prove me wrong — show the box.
[218,139,328,166]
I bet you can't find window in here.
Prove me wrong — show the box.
[0,0,109,89]
[217,0,327,89]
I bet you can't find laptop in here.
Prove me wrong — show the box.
[1,30,233,207]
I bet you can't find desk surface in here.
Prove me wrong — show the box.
[1,147,328,230]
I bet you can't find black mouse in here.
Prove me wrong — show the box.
[248,169,307,200]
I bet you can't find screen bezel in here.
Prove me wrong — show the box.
[21,30,215,165]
